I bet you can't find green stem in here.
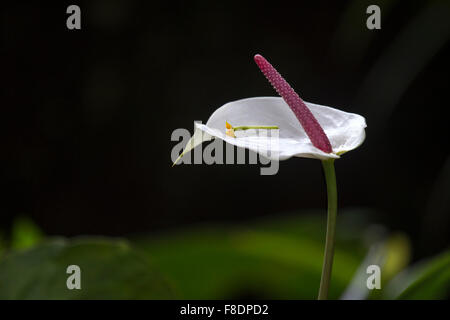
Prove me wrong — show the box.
[233,125,279,131]
[318,159,338,300]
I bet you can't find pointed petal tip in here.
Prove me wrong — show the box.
[172,152,185,167]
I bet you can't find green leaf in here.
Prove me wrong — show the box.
[0,237,174,299]
[390,250,450,300]
[341,232,412,300]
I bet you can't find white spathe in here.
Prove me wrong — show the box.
[175,97,366,163]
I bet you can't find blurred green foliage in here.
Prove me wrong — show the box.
[0,238,173,299]
[386,250,450,300]
[11,216,44,250]
[132,212,368,299]
[0,212,448,299]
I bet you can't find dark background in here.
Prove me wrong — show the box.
[3,1,449,260]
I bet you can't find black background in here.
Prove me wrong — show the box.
[3,1,450,260]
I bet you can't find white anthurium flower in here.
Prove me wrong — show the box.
[173,96,366,164]
[172,54,367,300]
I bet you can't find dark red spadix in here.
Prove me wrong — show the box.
[254,54,332,153]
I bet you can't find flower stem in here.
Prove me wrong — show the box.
[318,159,338,300]
[233,125,279,131]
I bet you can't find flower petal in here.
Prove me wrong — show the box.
[174,97,366,164]
[172,128,213,166]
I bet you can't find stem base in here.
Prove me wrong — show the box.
[318,159,338,300]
